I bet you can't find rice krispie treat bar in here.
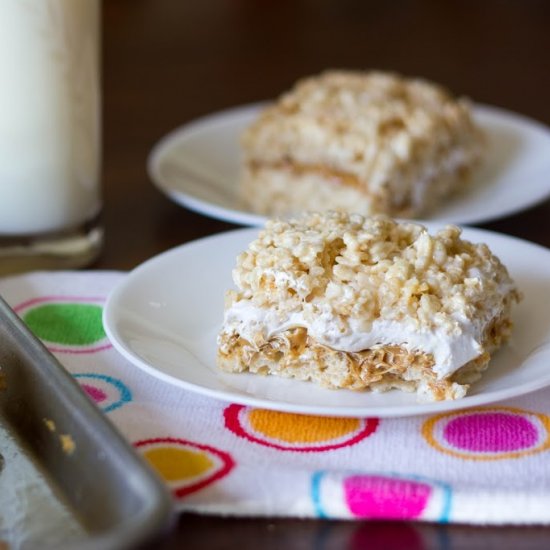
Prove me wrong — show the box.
[240,70,484,218]
[217,212,520,401]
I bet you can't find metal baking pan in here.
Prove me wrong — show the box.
[0,295,174,549]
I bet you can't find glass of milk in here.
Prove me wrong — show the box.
[0,0,102,274]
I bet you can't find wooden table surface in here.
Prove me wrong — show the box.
[100,1,550,548]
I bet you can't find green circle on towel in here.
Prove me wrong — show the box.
[23,303,106,345]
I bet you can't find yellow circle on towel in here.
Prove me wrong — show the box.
[143,447,214,482]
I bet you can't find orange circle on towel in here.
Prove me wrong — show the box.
[224,404,379,452]
[248,409,361,443]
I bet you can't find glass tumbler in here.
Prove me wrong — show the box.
[0,0,102,275]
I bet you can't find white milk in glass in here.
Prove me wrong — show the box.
[0,0,101,235]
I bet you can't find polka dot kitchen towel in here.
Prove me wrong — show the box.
[2,271,550,525]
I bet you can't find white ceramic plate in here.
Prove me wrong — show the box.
[148,103,550,226]
[104,225,550,418]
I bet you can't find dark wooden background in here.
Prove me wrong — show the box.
[100,1,550,548]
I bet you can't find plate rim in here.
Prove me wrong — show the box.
[147,101,550,227]
[104,225,550,418]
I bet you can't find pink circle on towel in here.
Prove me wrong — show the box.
[343,475,431,519]
[82,383,108,403]
[443,412,538,453]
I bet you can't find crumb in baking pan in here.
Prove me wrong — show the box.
[43,418,56,432]
[59,434,76,455]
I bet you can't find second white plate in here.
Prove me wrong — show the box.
[148,102,550,226]
[103,225,550,418]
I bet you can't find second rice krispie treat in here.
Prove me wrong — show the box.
[217,211,520,401]
[240,70,484,218]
